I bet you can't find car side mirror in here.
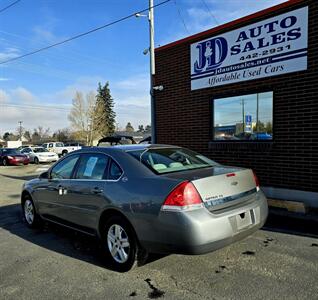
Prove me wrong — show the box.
[39,171,49,179]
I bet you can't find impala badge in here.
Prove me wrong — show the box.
[231,181,238,186]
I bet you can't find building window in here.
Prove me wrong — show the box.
[213,92,273,141]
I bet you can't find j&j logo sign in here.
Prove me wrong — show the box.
[190,6,308,90]
[194,37,228,73]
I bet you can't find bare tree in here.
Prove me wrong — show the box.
[53,128,71,143]
[68,91,98,145]
[32,126,50,144]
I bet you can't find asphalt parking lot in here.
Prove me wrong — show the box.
[0,164,318,299]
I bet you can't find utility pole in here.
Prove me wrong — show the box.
[18,120,23,141]
[256,93,259,133]
[135,0,156,143]
[149,0,156,143]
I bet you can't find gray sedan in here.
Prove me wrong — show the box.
[21,144,268,271]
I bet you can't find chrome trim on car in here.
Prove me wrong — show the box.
[204,188,257,211]
[161,203,204,212]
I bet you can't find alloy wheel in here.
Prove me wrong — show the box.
[24,200,34,225]
[107,224,130,264]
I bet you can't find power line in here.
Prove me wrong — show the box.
[200,0,219,26]
[0,103,71,112]
[0,0,21,14]
[0,36,124,81]
[173,0,190,35]
[0,0,171,65]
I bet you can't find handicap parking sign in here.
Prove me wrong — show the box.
[245,115,252,124]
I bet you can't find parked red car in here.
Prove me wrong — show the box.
[0,148,29,166]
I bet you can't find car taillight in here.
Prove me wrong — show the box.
[161,181,203,211]
[253,171,260,192]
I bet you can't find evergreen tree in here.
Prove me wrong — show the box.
[137,125,144,133]
[145,125,151,133]
[125,122,134,133]
[94,82,116,137]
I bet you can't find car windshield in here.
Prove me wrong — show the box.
[127,147,218,174]
[33,147,49,153]
[2,149,21,155]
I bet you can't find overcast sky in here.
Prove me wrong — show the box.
[0,0,285,135]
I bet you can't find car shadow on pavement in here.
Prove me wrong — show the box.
[263,211,318,239]
[0,203,167,272]
[1,174,39,181]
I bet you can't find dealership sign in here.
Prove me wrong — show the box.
[190,7,308,90]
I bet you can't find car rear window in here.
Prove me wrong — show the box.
[127,147,218,174]
[33,148,49,153]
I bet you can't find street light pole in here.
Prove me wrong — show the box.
[240,99,245,133]
[149,0,156,143]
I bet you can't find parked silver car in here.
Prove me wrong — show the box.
[21,145,268,271]
[21,147,59,164]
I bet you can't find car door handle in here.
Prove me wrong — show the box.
[58,185,67,195]
[91,187,103,194]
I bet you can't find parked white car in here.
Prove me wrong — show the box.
[21,147,59,164]
[41,142,82,157]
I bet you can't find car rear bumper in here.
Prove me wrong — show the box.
[140,191,268,255]
[8,158,29,165]
[38,157,58,162]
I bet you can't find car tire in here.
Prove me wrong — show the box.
[2,158,8,166]
[101,216,145,272]
[34,157,39,164]
[22,195,43,228]
[62,150,68,156]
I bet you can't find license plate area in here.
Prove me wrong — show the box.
[236,210,255,230]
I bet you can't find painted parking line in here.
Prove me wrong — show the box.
[35,165,50,172]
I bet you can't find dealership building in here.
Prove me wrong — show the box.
[154,0,317,211]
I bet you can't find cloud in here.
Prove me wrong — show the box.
[158,0,286,46]
[111,73,151,128]
[0,71,152,134]
[115,74,149,91]
[31,11,64,45]
[0,105,69,134]
[0,87,68,133]
[11,87,38,103]
[0,47,20,62]
[32,26,62,44]
[186,0,287,31]
[0,78,11,81]
[115,104,150,130]
[203,0,286,17]
[0,89,10,103]
[112,74,150,107]
[50,74,151,128]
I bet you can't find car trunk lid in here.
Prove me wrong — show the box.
[163,166,257,212]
